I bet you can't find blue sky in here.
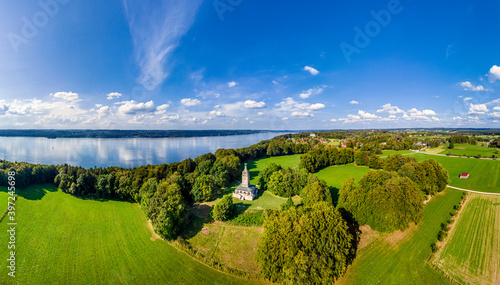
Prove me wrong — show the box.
[0,0,499,129]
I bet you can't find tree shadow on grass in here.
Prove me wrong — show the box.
[338,208,361,267]
[330,186,339,205]
[15,184,57,201]
[182,204,213,239]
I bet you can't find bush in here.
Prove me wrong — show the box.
[430,243,438,253]
[437,230,447,241]
[229,210,264,226]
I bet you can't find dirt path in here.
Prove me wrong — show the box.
[446,185,500,196]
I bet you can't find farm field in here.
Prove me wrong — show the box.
[437,143,498,158]
[433,193,500,285]
[315,164,370,203]
[409,153,500,193]
[337,188,463,285]
[0,185,255,285]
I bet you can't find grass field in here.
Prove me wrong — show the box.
[437,143,498,158]
[315,164,370,203]
[409,153,500,193]
[433,193,500,285]
[380,150,413,157]
[183,217,263,273]
[337,188,463,285]
[0,185,255,285]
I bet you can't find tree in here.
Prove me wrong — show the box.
[368,153,383,169]
[257,203,354,284]
[354,150,369,166]
[258,163,282,190]
[339,170,424,232]
[448,142,454,149]
[212,194,234,221]
[191,174,217,202]
[150,182,188,240]
[300,181,332,205]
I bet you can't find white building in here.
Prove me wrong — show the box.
[233,163,258,200]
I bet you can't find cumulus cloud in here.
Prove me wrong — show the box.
[156,104,170,114]
[299,85,326,99]
[117,100,156,115]
[330,118,337,122]
[227,81,238,87]
[181,98,201,106]
[257,112,264,116]
[291,111,313,118]
[468,103,489,114]
[123,0,203,90]
[377,103,404,114]
[308,103,325,110]
[304,66,319,75]
[459,81,488,91]
[52,92,79,101]
[350,100,359,105]
[487,65,500,83]
[106,92,122,100]
[493,106,500,111]
[209,110,225,117]
[97,106,111,119]
[244,100,266,109]
[282,117,289,120]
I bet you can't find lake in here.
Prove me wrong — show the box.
[0,132,289,168]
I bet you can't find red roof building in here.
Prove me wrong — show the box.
[460,173,470,179]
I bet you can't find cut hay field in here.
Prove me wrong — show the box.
[409,153,500,193]
[0,185,255,285]
[433,193,500,285]
[438,143,498,158]
[337,188,463,285]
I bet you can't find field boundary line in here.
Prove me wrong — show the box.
[446,186,500,196]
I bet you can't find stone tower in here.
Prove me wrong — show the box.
[241,163,249,187]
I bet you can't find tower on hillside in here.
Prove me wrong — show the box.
[233,163,258,201]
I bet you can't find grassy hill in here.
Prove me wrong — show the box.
[433,193,500,285]
[409,153,500,193]
[0,185,255,285]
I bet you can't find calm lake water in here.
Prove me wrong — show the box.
[0,132,288,168]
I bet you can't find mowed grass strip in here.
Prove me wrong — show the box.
[409,153,500,193]
[337,188,463,285]
[0,185,256,285]
[433,193,500,285]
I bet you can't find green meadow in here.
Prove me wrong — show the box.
[0,185,254,285]
[438,143,498,158]
[433,193,500,285]
[409,153,500,193]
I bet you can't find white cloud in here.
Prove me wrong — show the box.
[453,116,463,121]
[227,81,238,87]
[330,118,337,122]
[491,112,500,118]
[257,112,264,116]
[299,85,326,99]
[123,0,203,90]
[117,100,156,115]
[97,106,111,119]
[304,66,319,75]
[463,97,473,101]
[493,106,500,111]
[181,98,201,106]
[52,92,79,101]
[377,103,404,114]
[106,92,122,100]
[156,104,170,114]
[468,103,489,114]
[209,110,225,117]
[308,103,325,110]
[487,65,500,83]
[244,100,266,109]
[358,110,380,120]
[291,111,313,118]
[282,117,289,120]
[350,100,359,105]
[339,114,361,123]
[459,81,488,91]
